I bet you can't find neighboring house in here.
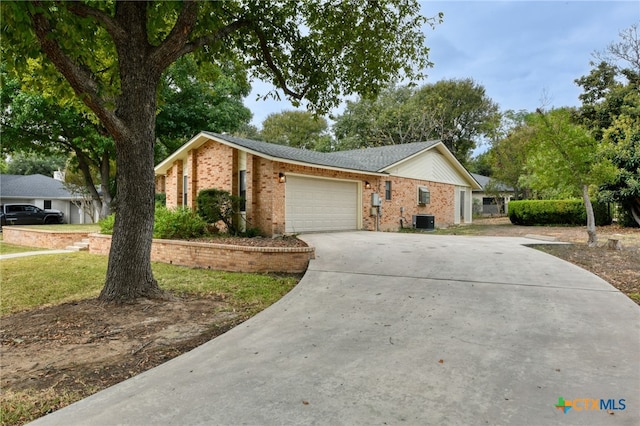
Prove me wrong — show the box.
[471,173,515,216]
[155,132,481,236]
[0,174,95,224]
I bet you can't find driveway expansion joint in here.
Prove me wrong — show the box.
[307,268,622,293]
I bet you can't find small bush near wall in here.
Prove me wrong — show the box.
[196,188,243,235]
[155,193,167,207]
[508,200,612,226]
[154,207,208,239]
[98,208,209,239]
[99,214,115,234]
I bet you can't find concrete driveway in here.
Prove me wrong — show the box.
[33,232,640,425]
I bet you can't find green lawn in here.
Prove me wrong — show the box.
[0,240,47,255]
[0,252,299,315]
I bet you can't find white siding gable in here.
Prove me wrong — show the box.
[385,149,469,186]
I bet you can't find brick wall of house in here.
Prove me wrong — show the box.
[193,140,234,200]
[247,155,278,235]
[245,153,255,228]
[162,141,236,211]
[155,175,166,194]
[2,227,91,249]
[89,233,314,274]
[363,176,455,231]
[165,160,183,207]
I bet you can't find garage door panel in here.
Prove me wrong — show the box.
[285,176,358,233]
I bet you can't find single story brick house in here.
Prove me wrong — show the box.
[155,132,481,235]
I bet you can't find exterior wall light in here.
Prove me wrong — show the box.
[278,172,286,183]
[365,181,371,189]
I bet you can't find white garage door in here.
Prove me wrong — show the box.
[285,176,358,233]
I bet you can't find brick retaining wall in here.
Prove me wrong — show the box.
[2,227,90,249]
[89,234,314,274]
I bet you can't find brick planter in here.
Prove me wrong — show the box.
[2,227,90,250]
[89,234,314,274]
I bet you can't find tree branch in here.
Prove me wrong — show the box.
[149,1,199,71]
[28,2,125,140]
[155,10,251,72]
[252,25,306,101]
[182,18,251,56]
[62,1,127,44]
[72,147,103,202]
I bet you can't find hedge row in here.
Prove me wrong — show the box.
[508,200,612,226]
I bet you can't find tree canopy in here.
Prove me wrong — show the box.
[4,152,67,177]
[155,56,252,161]
[487,110,534,199]
[332,79,500,164]
[259,110,331,151]
[574,24,640,226]
[522,108,612,246]
[1,56,253,217]
[1,0,438,301]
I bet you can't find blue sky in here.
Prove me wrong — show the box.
[246,1,639,129]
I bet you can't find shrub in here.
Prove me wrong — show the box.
[154,206,209,239]
[99,209,208,239]
[616,202,640,228]
[244,227,263,238]
[196,188,243,235]
[508,200,612,226]
[154,193,166,207]
[98,214,115,234]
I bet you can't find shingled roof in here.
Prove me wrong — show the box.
[206,132,440,173]
[470,173,514,192]
[155,132,480,192]
[0,174,77,200]
[324,140,441,171]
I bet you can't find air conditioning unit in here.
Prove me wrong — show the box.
[413,214,435,230]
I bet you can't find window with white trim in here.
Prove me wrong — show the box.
[183,175,188,206]
[385,181,392,200]
[418,186,430,205]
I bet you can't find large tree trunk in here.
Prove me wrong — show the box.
[582,184,598,247]
[98,3,164,301]
[98,138,163,301]
[98,127,163,301]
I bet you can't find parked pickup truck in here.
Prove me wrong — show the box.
[0,204,64,227]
